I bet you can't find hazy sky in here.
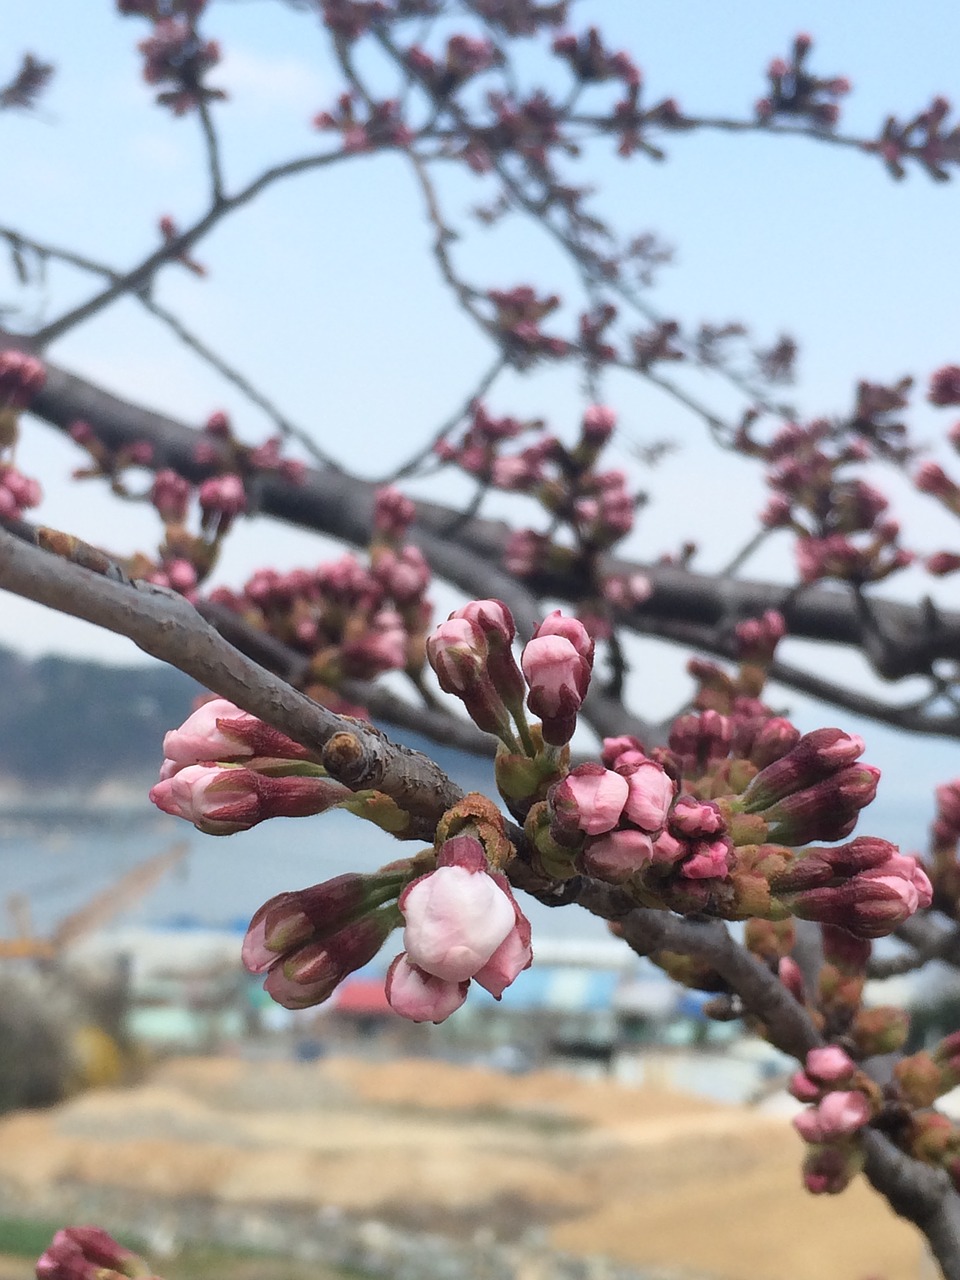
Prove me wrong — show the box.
[2,1,960,749]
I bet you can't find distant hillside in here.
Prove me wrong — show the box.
[0,648,496,795]
[0,647,198,785]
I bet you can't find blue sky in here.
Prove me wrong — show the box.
[2,2,960,797]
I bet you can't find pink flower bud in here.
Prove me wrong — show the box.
[789,1070,822,1103]
[581,828,654,882]
[264,912,397,1009]
[522,622,593,745]
[668,796,724,838]
[399,836,517,983]
[385,954,469,1023]
[794,1090,871,1144]
[161,698,314,772]
[427,616,485,694]
[242,872,397,973]
[374,484,415,536]
[550,763,629,838]
[199,472,247,518]
[601,735,646,768]
[620,760,675,831]
[682,838,731,880]
[778,956,806,1003]
[582,403,616,443]
[149,765,348,835]
[806,1046,856,1084]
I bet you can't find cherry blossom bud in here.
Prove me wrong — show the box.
[929,365,960,407]
[374,484,415,537]
[802,1142,863,1195]
[399,836,517,983]
[199,473,247,519]
[385,954,469,1023]
[682,838,731,879]
[762,764,880,845]
[150,469,192,522]
[549,763,629,840]
[668,796,724,838]
[740,728,866,814]
[582,404,616,444]
[149,765,349,834]
[427,616,486,695]
[161,698,315,772]
[242,871,404,972]
[778,956,806,1003]
[451,598,525,711]
[617,760,674,831]
[522,612,594,745]
[789,1070,822,1103]
[805,1046,856,1084]
[581,828,654,882]
[265,911,398,1009]
[793,1090,871,1144]
[601,735,646,768]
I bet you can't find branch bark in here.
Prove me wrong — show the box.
[7,334,960,729]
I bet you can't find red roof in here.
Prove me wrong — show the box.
[333,977,393,1016]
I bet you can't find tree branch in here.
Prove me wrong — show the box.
[0,523,463,838]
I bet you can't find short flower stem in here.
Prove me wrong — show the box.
[512,705,538,758]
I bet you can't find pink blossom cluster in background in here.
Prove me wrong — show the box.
[740,407,914,587]
[439,402,643,639]
[209,485,431,703]
[755,33,851,128]
[0,350,45,409]
[313,92,413,152]
[117,0,224,116]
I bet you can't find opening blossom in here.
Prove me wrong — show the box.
[386,834,532,1022]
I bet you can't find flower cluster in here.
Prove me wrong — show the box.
[132,12,224,115]
[239,806,531,1023]
[755,34,850,128]
[790,1047,875,1195]
[0,350,45,410]
[875,97,960,182]
[404,35,500,97]
[427,599,592,753]
[486,285,569,360]
[149,697,350,834]
[439,403,641,638]
[529,713,929,938]
[739,414,912,586]
[210,485,431,707]
[313,92,412,152]
[67,409,305,597]
[552,27,639,87]
[243,870,408,1009]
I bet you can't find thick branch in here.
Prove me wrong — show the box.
[10,339,960,702]
[0,525,463,838]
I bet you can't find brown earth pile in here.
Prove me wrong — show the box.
[0,1055,925,1280]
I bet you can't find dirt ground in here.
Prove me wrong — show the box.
[0,1055,928,1280]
